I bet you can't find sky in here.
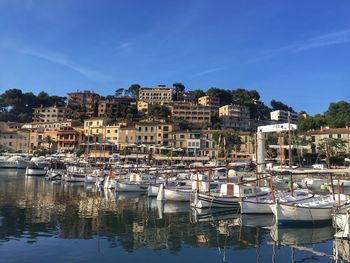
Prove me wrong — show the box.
[0,0,349,115]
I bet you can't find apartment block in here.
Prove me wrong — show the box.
[32,105,73,123]
[198,96,220,107]
[270,110,298,123]
[219,104,250,130]
[0,129,30,153]
[57,127,84,153]
[137,100,149,114]
[97,97,133,118]
[306,127,350,154]
[138,86,173,104]
[169,102,211,123]
[67,90,100,115]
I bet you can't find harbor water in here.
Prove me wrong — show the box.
[0,170,348,262]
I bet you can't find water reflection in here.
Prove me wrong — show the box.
[0,169,343,262]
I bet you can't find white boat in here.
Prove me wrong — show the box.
[240,189,313,214]
[116,173,163,192]
[156,184,192,201]
[191,182,270,209]
[25,162,47,176]
[0,155,30,169]
[271,194,350,225]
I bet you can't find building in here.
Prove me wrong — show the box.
[0,129,30,153]
[219,104,250,130]
[198,96,220,107]
[57,127,84,153]
[306,127,350,154]
[169,102,211,124]
[32,105,73,123]
[23,120,82,130]
[270,110,298,123]
[135,122,172,147]
[67,90,100,115]
[137,100,149,114]
[138,86,173,104]
[97,97,133,118]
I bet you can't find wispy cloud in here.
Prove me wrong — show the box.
[0,40,115,82]
[192,67,225,77]
[247,28,350,63]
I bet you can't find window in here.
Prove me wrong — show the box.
[329,135,332,138]
[107,130,110,133]
[114,129,118,133]
[338,134,342,138]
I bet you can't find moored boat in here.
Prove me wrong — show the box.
[271,194,350,225]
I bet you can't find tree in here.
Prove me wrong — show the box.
[115,88,124,98]
[297,114,326,132]
[270,99,294,112]
[44,135,53,154]
[317,138,346,168]
[213,130,242,157]
[206,88,232,106]
[127,84,141,99]
[324,101,350,128]
[148,104,170,120]
[189,89,206,102]
[174,119,192,130]
[173,82,185,101]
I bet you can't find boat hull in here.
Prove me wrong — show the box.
[116,182,149,192]
[271,203,333,225]
[192,192,241,209]
[26,168,47,176]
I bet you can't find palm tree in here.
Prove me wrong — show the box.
[44,135,53,154]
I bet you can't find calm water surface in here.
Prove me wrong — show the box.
[0,170,348,263]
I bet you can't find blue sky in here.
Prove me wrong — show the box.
[0,0,349,115]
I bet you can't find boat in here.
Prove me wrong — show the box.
[271,194,350,225]
[0,155,30,169]
[240,189,313,214]
[191,181,270,209]
[116,173,162,192]
[156,184,192,201]
[25,161,47,176]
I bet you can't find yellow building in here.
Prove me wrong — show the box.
[138,86,173,104]
[169,102,211,123]
[32,105,73,123]
[219,104,250,130]
[198,96,220,107]
[137,100,149,114]
[306,127,350,154]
